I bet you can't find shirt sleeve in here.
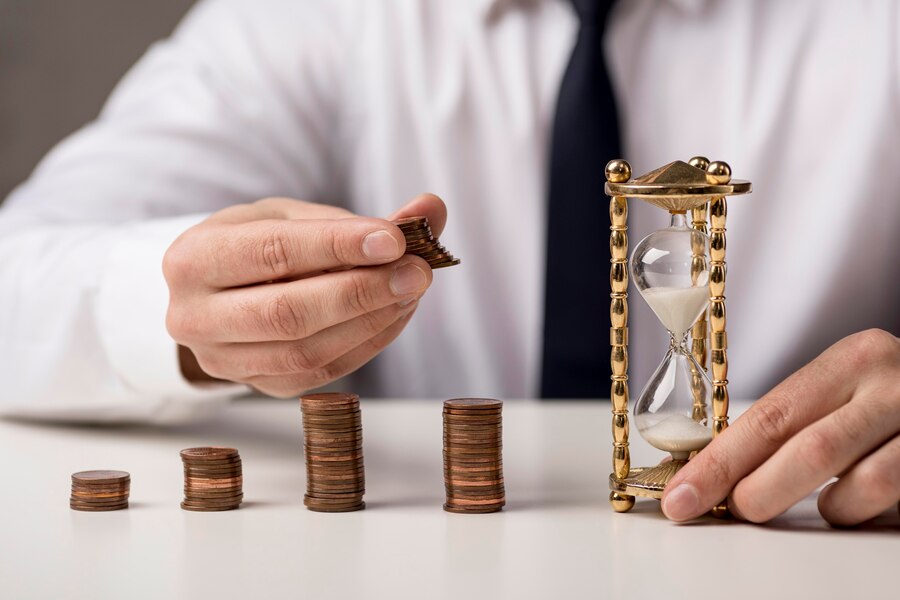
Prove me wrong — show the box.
[0,0,356,422]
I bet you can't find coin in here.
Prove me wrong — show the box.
[181,447,244,511]
[301,392,366,513]
[442,398,504,513]
[391,216,460,269]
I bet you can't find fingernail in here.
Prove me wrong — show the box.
[662,483,700,521]
[391,263,428,295]
[398,297,418,307]
[362,230,400,261]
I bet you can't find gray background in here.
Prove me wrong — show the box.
[0,0,196,202]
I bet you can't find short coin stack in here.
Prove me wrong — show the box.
[301,392,366,512]
[70,470,130,511]
[393,216,461,269]
[443,398,505,513]
[180,447,243,511]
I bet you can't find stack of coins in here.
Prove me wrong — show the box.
[180,447,243,511]
[70,470,130,511]
[443,398,505,513]
[393,216,461,269]
[301,392,366,512]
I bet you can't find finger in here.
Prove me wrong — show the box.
[249,305,417,397]
[181,217,409,288]
[205,256,431,342]
[817,434,900,527]
[728,395,900,522]
[388,193,448,238]
[199,301,418,379]
[661,340,860,522]
[206,197,355,224]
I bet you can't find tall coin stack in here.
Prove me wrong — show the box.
[393,216,461,269]
[443,398,505,513]
[180,447,243,511]
[70,470,130,512]
[301,392,366,512]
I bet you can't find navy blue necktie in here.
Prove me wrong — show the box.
[540,0,621,399]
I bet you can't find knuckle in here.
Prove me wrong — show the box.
[796,428,840,474]
[747,400,793,448]
[358,308,392,338]
[702,452,733,488]
[341,272,380,315]
[283,342,324,373]
[856,459,896,500]
[730,491,768,523]
[321,227,356,265]
[196,353,228,380]
[166,305,199,343]
[310,361,344,388]
[845,328,900,366]
[258,227,293,279]
[263,293,306,339]
[162,235,197,284]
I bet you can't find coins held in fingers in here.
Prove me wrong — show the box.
[181,447,243,511]
[70,470,130,511]
[301,393,366,513]
[442,398,505,513]
[392,216,461,269]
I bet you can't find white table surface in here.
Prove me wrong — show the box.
[0,398,896,600]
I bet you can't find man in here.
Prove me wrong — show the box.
[0,0,897,525]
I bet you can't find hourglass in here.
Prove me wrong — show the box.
[604,158,751,513]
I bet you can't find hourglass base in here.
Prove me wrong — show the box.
[608,460,688,502]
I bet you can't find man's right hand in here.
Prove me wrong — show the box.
[163,194,445,396]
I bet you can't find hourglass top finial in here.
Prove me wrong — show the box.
[604,160,751,212]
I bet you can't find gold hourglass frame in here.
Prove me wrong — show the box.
[604,157,751,514]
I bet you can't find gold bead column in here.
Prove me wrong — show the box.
[689,205,709,423]
[609,194,630,482]
[707,161,731,438]
[605,160,634,513]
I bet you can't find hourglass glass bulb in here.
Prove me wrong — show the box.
[631,212,713,460]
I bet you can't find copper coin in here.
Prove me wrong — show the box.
[69,502,128,512]
[180,447,239,459]
[446,488,506,498]
[305,440,364,450]
[445,467,503,475]
[181,497,243,507]
[443,413,503,422]
[69,502,130,510]
[184,488,242,497]
[71,470,130,484]
[443,503,502,514]
[443,407,502,416]
[431,259,461,269]
[305,502,366,513]
[443,432,503,441]
[306,463,366,472]
[445,477,504,485]
[301,392,359,405]
[304,495,365,507]
[444,398,503,410]
[394,216,428,227]
[69,484,130,493]
[70,491,130,500]
[445,496,507,506]
[306,485,365,494]
[180,502,239,512]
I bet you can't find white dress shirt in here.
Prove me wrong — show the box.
[1,0,897,422]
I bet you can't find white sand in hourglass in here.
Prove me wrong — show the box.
[637,413,712,459]
[640,286,709,340]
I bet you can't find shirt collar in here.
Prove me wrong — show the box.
[475,0,709,22]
